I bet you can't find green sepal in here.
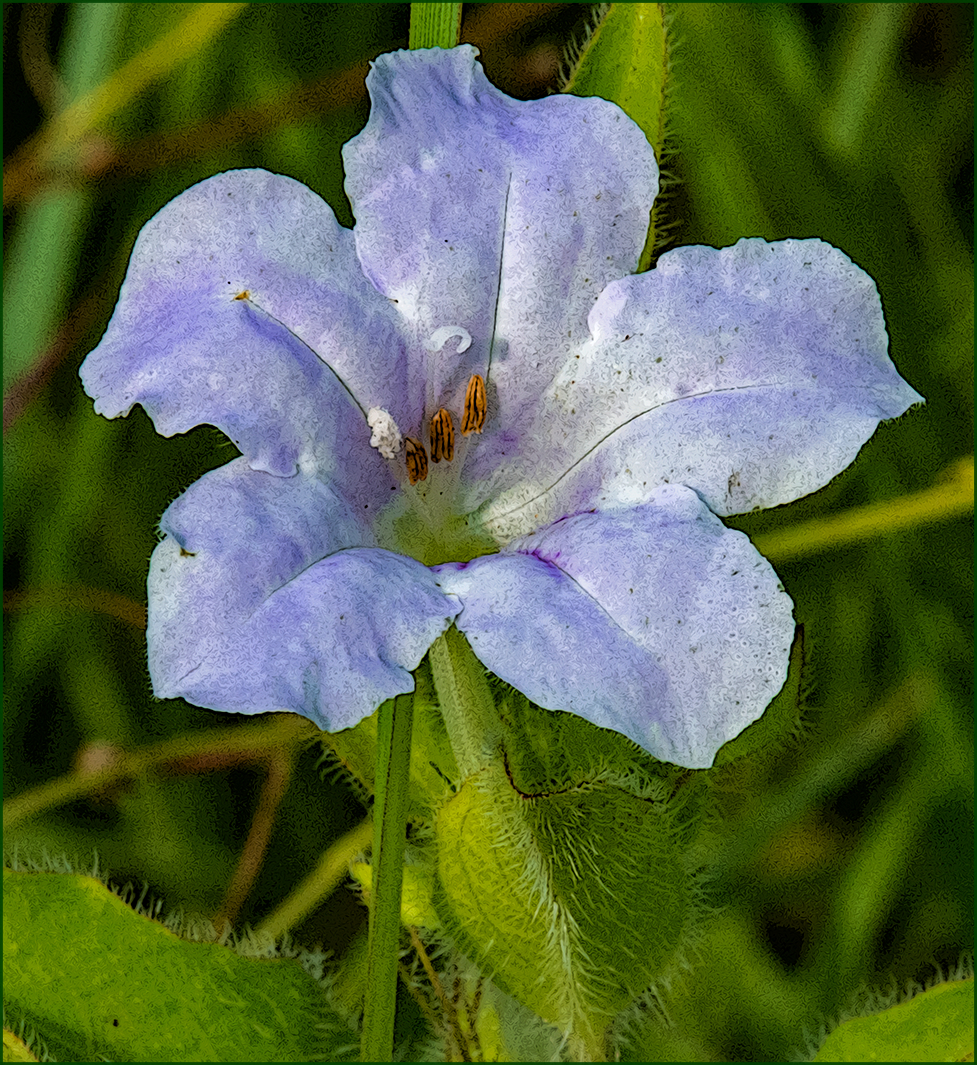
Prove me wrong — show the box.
[495,683,686,798]
[812,977,974,1063]
[2,868,356,1063]
[433,755,691,1049]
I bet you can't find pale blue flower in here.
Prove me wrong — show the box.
[79,46,922,768]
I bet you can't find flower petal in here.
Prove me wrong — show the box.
[475,238,924,538]
[79,169,411,477]
[149,458,458,731]
[343,45,657,439]
[436,484,794,768]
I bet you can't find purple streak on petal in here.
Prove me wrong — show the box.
[343,45,658,440]
[148,458,458,731]
[79,169,417,459]
[437,484,795,768]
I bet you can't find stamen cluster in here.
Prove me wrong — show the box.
[403,373,486,485]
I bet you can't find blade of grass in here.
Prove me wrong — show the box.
[754,457,973,561]
[3,3,121,393]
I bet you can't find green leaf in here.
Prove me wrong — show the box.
[561,3,671,270]
[3,868,356,1062]
[812,977,974,1063]
[2,1030,39,1064]
[433,759,692,1050]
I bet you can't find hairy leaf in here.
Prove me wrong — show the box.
[812,978,975,1063]
[3,869,356,1063]
[433,758,691,1047]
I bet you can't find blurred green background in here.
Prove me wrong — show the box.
[3,4,972,1060]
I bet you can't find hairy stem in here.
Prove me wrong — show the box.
[428,625,501,779]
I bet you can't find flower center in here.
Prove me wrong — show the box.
[368,327,495,566]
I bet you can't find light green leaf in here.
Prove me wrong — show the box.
[2,1030,39,1064]
[561,3,671,270]
[812,978,974,1063]
[433,759,691,1050]
[3,868,356,1062]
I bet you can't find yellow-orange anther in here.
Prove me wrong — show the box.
[462,374,487,435]
[405,437,429,484]
[429,407,455,463]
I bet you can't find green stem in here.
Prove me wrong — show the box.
[255,817,373,941]
[408,3,462,49]
[428,626,501,779]
[360,693,414,1063]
